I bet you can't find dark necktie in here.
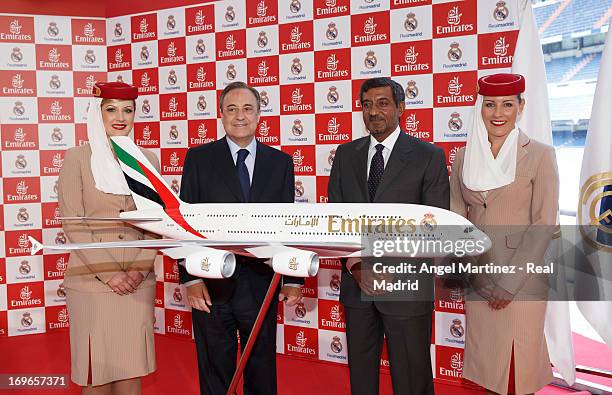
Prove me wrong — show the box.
[368,144,385,202]
[236,149,250,202]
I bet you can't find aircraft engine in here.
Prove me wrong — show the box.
[184,248,236,279]
[272,250,319,277]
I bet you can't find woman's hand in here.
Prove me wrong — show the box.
[279,285,303,306]
[487,285,514,310]
[107,271,138,295]
[469,275,495,300]
[126,270,145,289]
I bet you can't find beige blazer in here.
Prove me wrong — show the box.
[450,131,560,296]
[58,143,160,293]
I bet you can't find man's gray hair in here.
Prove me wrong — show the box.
[218,81,261,113]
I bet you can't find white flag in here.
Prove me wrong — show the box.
[575,25,612,348]
[512,0,576,385]
[512,0,552,145]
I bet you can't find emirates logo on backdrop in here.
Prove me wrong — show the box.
[479,32,516,68]
[435,2,475,37]
[353,12,388,45]
[405,114,419,133]
[10,19,22,34]
[494,36,509,56]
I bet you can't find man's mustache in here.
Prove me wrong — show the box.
[368,116,384,122]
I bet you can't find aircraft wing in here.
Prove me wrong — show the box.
[58,216,163,222]
[28,237,363,258]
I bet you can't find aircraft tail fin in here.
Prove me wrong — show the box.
[110,136,184,211]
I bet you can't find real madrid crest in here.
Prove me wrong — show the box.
[140,45,150,62]
[578,172,612,251]
[290,0,302,14]
[331,336,343,353]
[142,99,151,114]
[196,39,206,55]
[197,95,207,112]
[225,6,236,22]
[448,42,462,62]
[55,231,67,244]
[330,273,341,291]
[364,50,377,69]
[114,23,123,37]
[15,154,27,169]
[258,31,269,48]
[450,318,465,338]
[47,22,59,37]
[21,312,33,327]
[168,69,177,85]
[11,47,23,62]
[171,180,180,194]
[49,75,61,90]
[404,12,418,31]
[292,119,304,136]
[494,1,509,21]
[169,125,179,140]
[405,80,419,99]
[328,149,336,166]
[19,260,31,275]
[226,64,237,80]
[327,86,339,104]
[167,15,176,30]
[420,212,437,232]
[295,302,306,318]
[291,58,303,75]
[326,22,338,41]
[57,283,66,298]
[85,49,96,64]
[53,130,70,151]
[13,101,25,116]
[17,207,29,222]
[295,180,304,198]
[173,287,183,302]
[448,112,463,132]
[260,91,270,108]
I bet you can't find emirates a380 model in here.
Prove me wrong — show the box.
[29,136,490,279]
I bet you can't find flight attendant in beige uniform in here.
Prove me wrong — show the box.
[59,82,159,395]
[450,74,559,395]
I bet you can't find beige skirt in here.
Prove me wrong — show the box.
[462,300,553,395]
[66,285,156,386]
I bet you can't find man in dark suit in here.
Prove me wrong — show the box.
[179,81,303,395]
[328,77,450,395]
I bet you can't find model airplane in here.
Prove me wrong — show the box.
[29,136,491,279]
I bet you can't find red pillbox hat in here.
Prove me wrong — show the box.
[477,73,525,96]
[92,81,138,100]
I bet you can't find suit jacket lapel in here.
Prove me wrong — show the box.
[374,132,413,201]
[351,137,370,202]
[215,137,244,202]
[250,141,271,202]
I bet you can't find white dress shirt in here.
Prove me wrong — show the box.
[225,136,257,184]
[185,136,299,289]
[347,126,402,272]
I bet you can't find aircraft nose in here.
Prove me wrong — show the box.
[477,229,492,254]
